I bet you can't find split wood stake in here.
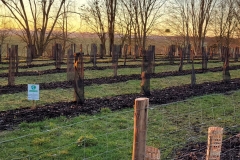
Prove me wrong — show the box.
[132,98,149,160]
[206,127,223,160]
[145,146,160,160]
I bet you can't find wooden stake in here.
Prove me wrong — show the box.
[132,98,149,160]
[206,127,223,160]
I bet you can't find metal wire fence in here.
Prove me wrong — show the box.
[0,92,239,159]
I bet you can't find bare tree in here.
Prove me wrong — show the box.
[213,0,238,49]
[120,0,134,55]
[81,0,107,58]
[189,0,216,71]
[56,0,76,57]
[0,13,12,62]
[115,1,132,48]
[105,0,117,56]
[130,0,166,49]
[1,0,65,57]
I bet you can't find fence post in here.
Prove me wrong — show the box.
[67,48,74,81]
[112,44,118,77]
[8,45,16,86]
[73,52,84,104]
[206,127,223,160]
[132,98,149,160]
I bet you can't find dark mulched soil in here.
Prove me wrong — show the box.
[0,58,236,70]
[1,65,240,95]
[175,133,240,160]
[1,78,240,131]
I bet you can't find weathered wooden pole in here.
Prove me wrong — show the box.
[27,45,33,66]
[132,98,149,160]
[223,46,231,82]
[99,44,104,59]
[71,43,76,53]
[141,50,151,96]
[186,44,191,63]
[73,52,84,104]
[0,45,2,63]
[117,45,122,58]
[202,46,208,71]
[128,45,132,56]
[234,47,239,62]
[148,45,155,73]
[90,43,97,67]
[14,45,19,73]
[178,46,183,71]
[134,45,139,59]
[191,49,196,87]
[67,48,74,81]
[169,45,175,64]
[123,44,128,66]
[8,45,16,86]
[112,44,118,77]
[55,43,62,69]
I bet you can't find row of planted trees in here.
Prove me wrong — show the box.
[5,41,237,107]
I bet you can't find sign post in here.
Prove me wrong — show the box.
[28,84,39,108]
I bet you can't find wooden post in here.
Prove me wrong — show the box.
[55,43,62,69]
[15,45,19,73]
[123,44,128,66]
[79,44,82,53]
[148,45,155,73]
[99,44,104,59]
[145,146,160,160]
[234,47,239,62]
[202,46,208,71]
[71,43,76,53]
[67,48,74,81]
[223,46,231,82]
[74,52,84,104]
[8,45,16,86]
[191,49,196,87]
[112,44,118,77]
[178,46,183,71]
[132,98,149,160]
[206,127,223,160]
[141,50,151,96]
[27,45,33,66]
[169,45,175,64]
[0,45,2,63]
[134,45,139,59]
[117,45,122,58]
[90,43,97,67]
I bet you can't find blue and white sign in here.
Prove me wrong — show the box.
[28,84,39,100]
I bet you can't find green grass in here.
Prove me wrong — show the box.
[0,58,240,159]
[1,69,240,111]
[1,61,240,86]
[0,91,239,159]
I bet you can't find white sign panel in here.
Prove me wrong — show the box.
[28,84,39,100]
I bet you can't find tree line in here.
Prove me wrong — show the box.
[0,0,239,61]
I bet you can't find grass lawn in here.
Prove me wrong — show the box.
[0,91,239,159]
[0,69,240,111]
[0,58,239,159]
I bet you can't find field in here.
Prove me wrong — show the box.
[0,55,239,159]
